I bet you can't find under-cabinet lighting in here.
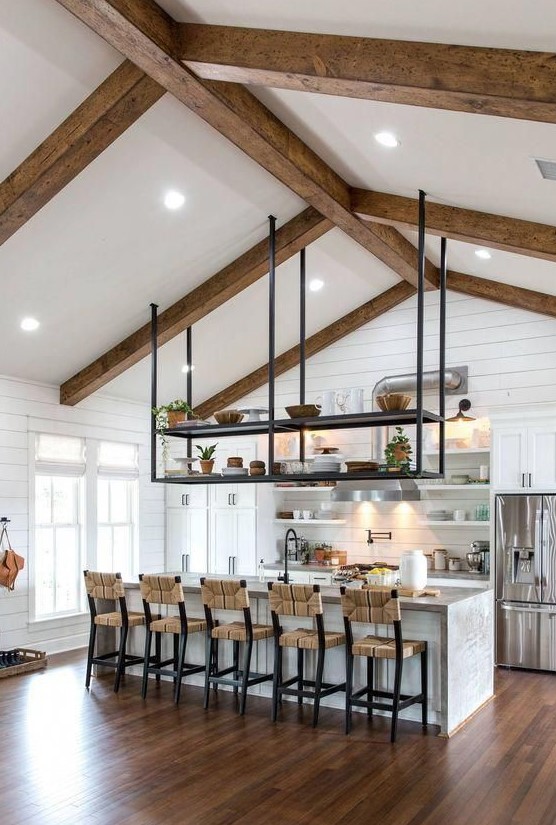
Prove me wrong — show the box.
[164,190,185,210]
[309,278,324,292]
[20,317,40,331]
[474,249,491,260]
[181,364,195,373]
[374,132,400,148]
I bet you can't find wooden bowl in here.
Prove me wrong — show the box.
[285,404,321,419]
[375,393,412,412]
[214,410,244,425]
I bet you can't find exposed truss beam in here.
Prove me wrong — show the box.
[179,24,556,124]
[54,0,438,289]
[194,282,415,419]
[352,190,556,263]
[446,271,556,317]
[60,208,331,405]
[0,60,164,246]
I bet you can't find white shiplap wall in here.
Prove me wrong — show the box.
[239,290,556,565]
[0,376,164,653]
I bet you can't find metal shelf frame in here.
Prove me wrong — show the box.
[150,197,448,484]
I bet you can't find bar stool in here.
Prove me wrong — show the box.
[201,578,273,715]
[267,582,346,727]
[84,570,145,693]
[139,574,206,704]
[340,586,428,742]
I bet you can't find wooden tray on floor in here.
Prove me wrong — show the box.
[0,649,48,679]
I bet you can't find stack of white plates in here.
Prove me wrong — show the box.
[310,455,342,474]
[427,510,454,521]
[221,467,248,476]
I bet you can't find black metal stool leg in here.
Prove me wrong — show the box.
[297,648,304,706]
[271,642,281,722]
[85,621,97,689]
[155,632,162,682]
[203,635,213,710]
[367,657,374,716]
[142,629,152,699]
[173,634,179,686]
[240,639,253,716]
[174,631,187,704]
[233,640,240,695]
[345,652,354,735]
[114,624,128,693]
[421,647,428,727]
[391,659,403,743]
[312,647,325,728]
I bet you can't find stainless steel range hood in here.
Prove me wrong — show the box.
[331,479,420,502]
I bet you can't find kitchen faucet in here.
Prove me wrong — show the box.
[278,528,299,584]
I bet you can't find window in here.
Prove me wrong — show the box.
[34,435,85,619]
[32,434,139,620]
[97,441,139,580]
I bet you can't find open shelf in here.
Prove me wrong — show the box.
[419,520,490,527]
[424,447,490,456]
[164,409,443,440]
[273,485,335,493]
[274,519,346,525]
[418,484,490,490]
[156,470,444,484]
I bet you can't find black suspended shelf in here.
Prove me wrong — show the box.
[150,192,448,484]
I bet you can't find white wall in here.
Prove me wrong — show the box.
[238,290,556,565]
[0,376,164,654]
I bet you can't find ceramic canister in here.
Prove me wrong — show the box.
[399,550,428,591]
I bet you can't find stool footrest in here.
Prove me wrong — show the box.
[208,671,273,689]
[280,681,345,700]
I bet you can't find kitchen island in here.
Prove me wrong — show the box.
[115,578,494,737]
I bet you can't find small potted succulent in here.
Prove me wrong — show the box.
[152,400,198,459]
[196,443,218,474]
[384,426,413,471]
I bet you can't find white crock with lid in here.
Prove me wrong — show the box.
[399,550,427,590]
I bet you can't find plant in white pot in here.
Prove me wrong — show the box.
[196,443,218,474]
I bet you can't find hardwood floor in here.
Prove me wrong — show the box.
[2,650,556,825]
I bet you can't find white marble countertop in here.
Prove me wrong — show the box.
[127,573,491,614]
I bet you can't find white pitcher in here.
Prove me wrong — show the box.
[316,390,336,416]
[347,387,364,414]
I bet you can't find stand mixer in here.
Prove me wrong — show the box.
[466,540,490,573]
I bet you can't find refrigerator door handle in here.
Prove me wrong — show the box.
[499,602,556,615]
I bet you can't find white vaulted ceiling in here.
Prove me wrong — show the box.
[1,0,556,405]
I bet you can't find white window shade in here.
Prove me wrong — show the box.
[98,441,139,479]
[35,434,85,476]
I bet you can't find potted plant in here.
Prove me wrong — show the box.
[196,444,218,474]
[384,426,413,471]
[152,399,197,460]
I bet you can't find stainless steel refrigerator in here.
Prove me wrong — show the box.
[496,494,556,671]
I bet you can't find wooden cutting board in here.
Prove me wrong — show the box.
[397,587,441,598]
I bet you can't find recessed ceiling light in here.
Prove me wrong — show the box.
[309,278,324,292]
[164,190,185,210]
[181,364,195,373]
[475,249,492,260]
[374,131,400,148]
[20,317,40,332]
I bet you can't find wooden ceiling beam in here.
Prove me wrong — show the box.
[54,0,438,289]
[352,189,556,263]
[179,24,556,124]
[446,271,556,317]
[0,60,164,246]
[60,207,331,405]
[194,281,415,419]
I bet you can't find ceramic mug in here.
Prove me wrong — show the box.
[347,387,364,414]
[302,510,313,520]
[316,390,336,416]
[293,510,302,520]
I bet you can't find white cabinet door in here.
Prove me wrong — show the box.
[186,508,209,574]
[234,509,257,575]
[166,484,207,508]
[166,508,208,574]
[166,508,187,572]
[310,572,334,586]
[528,427,556,490]
[492,429,528,490]
[211,483,257,508]
[211,509,237,575]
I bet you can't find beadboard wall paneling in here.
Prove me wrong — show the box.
[239,291,556,565]
[0,376,164,654]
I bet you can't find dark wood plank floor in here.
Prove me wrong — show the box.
[2,650,556,825]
